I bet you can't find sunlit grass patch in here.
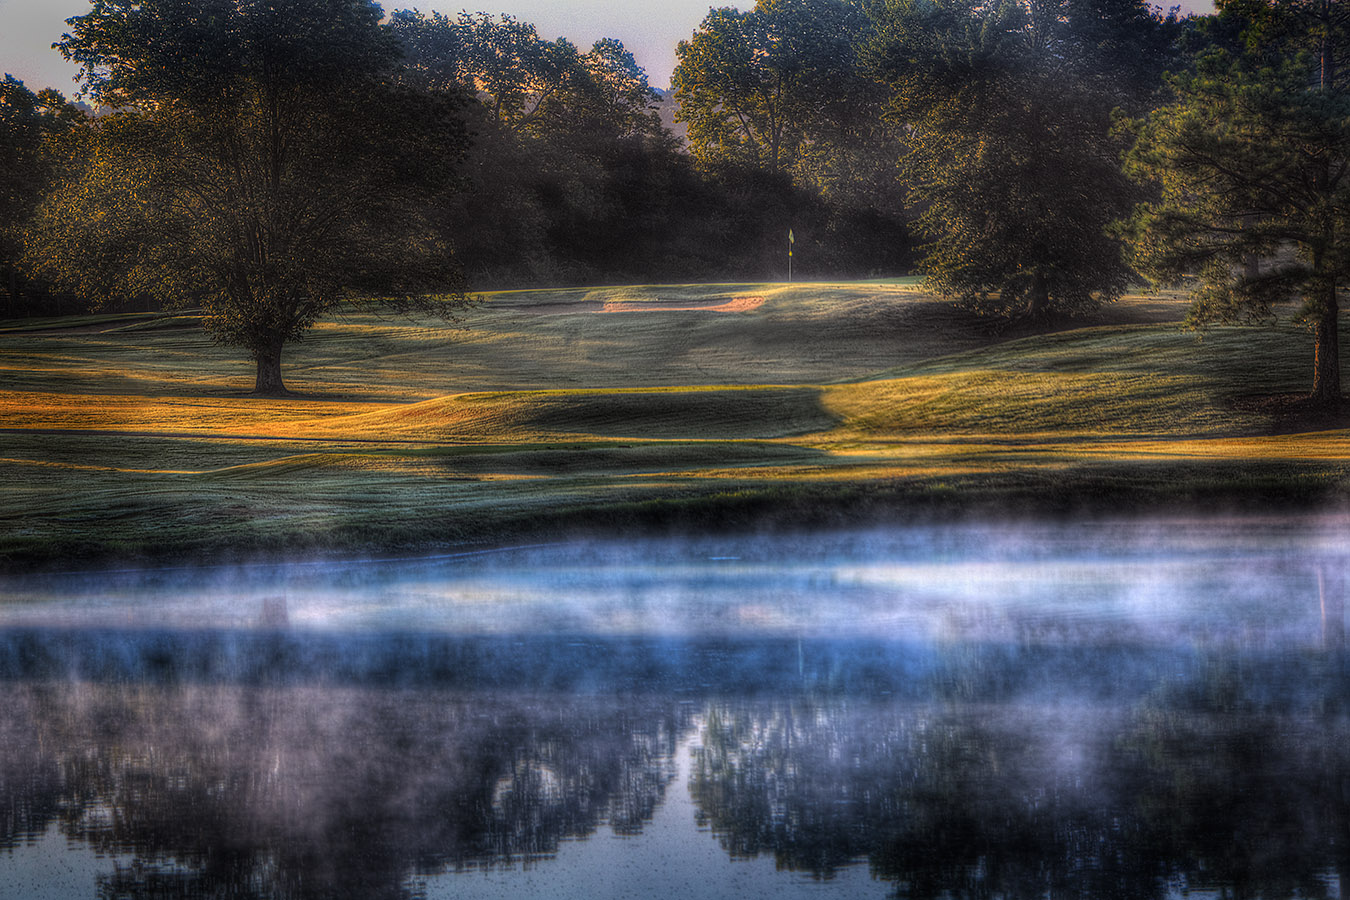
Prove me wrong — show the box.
[819,370,1243,439]
[0,391,392,434]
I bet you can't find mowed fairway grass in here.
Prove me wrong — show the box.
[2,281,1348,570]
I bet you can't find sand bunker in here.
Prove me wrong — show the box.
[496,294,766,315]
[600,295,765,313]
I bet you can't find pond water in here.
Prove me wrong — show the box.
[0,519,1347,900]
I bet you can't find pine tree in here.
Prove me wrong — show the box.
[1121,0,1350,406]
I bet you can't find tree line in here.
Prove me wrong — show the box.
[0,0,1346,402]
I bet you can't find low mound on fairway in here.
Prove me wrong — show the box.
[321,386,836,442]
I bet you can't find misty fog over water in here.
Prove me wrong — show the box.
[0,517,1347,899]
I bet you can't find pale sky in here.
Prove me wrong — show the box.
[0,0,718,93]
[1,0,1214,96]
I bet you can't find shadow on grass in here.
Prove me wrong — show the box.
[1230,393,1350,435]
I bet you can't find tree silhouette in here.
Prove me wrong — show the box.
[24,0,470,394]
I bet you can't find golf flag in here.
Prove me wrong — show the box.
[788,229,794,256]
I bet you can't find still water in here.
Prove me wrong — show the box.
[0,519,1347,900]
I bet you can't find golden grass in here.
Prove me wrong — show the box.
[0,391,386,434]
[819,372,1229,438]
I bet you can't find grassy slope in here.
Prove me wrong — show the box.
[2,282,1347,570]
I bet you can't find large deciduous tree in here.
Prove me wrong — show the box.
[1121,0,1350,407]
[24,0,469,394]
[875,0,1177,318]
[672,0,879,177]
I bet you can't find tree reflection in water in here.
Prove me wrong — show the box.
[0,669,1344,900]
[0,684,683,899]
[0,636,1346,899]
[690,697,1350,900]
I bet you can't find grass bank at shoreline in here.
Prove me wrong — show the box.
[3,282,1348,573]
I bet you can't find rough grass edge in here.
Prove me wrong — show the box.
[3,460,1348,577]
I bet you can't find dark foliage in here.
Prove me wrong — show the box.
[24,0,471,393]
[0,76,84,317]
[873,0,1182,318]
[1121,0,1350,406]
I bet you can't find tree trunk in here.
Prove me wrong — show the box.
[1310,280,1341,408]
[253,342,288,395]
[1309,26,1339,407]
[1026,271,1050,318]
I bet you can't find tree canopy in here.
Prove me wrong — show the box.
[673,0,874,175]
[388,9,697,285]
[25,0,470,394]
[0,76,83,315]
[874,0,1178,317]
[1121,0,1350,405]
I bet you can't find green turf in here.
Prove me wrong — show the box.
[1,281,1346,571]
